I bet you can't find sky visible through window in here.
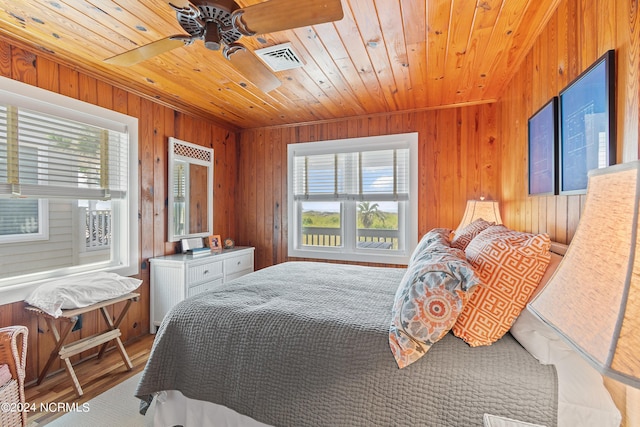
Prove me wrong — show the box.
[305,163,399,213]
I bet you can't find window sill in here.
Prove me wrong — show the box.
[0,264,139,306]
[288,247,409,266]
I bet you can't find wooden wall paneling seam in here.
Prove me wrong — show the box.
[152,101,167,261]
[555,0,570,90]
[372,0,414,111]
[342,0,399,112]
[246,130,258,255]
[440,0,477,106]
[35,56,59,92]
[578,0,597,67]
[271,128,283,266]
[256,129,267,270]
[0,39,10,77]
[618,0,640,162]
[288,27,368,118]
[399,0,427,106]
[161,106,174,255]
[458,0,502,103]
[262,130,274,270]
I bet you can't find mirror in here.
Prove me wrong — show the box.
[168,137,213,242]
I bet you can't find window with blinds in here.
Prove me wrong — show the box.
[0,105,128,200]
[287,133,418,265]
[292,149,410,202]
[0,76,138,293]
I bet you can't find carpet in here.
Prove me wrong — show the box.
[45,373,154,427]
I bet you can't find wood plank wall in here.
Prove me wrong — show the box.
[498,0,640,243]
[496,0,640,425]
[236,105,500,271]
[0,38,238,383]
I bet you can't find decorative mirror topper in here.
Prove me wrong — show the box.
[168,137,214,242]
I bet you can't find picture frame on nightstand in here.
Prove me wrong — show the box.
[208,234,222,252]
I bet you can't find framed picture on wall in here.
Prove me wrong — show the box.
[528,97,559,196]
[558,49,616,195]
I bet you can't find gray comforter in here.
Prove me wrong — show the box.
[136,261,558,427]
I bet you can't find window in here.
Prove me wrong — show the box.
[0,76,138,298]
[0,143,49,243]
[288,133,418,264]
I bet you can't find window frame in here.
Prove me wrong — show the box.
[0,76,139,303]
[0,199,49,244]
[287,133,418,265]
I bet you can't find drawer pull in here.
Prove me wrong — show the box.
[237,261,241,265]
[203,270,209,275]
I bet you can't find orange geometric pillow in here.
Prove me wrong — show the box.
[450,218,495,251]
[452,226,551,347]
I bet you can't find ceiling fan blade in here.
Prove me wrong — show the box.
[225,45,281,92]
[104,36,188,66]
[234,0,344,36]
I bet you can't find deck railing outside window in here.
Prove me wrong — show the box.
[86,209,111,250]
[302,227,398,249]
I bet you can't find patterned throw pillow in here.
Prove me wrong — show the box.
[390,248,480,368]
[450,218,495,250]
[452,226,551,347]
[409,228,453,265]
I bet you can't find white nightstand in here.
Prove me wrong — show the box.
[149,246,254,333]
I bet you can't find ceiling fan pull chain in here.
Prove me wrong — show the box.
[231,10,255,37]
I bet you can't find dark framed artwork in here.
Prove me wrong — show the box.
[558,49,616,195]
[528,97,559,196]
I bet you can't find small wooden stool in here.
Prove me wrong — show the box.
[25,292,139,397]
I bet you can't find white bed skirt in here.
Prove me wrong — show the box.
[153,390,273,427]
[150,351,622,427]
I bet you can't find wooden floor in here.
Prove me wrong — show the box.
[24,333,155,426]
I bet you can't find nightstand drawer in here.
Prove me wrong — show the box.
[187,261,223,285]
[187,278,223,297]
[225,253,253,275]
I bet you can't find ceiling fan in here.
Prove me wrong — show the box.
[104,0,344,92]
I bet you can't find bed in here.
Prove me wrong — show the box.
[136,224,621,427]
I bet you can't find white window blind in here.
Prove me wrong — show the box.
[292,148,410,202]
[0,104,128,200]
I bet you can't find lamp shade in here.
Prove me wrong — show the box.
[529,161,640,388]
[454,199,503,235]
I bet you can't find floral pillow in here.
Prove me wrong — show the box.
[452,225,551,347]
[389,248,480,368]
[450,218,495,251]
[409,228,453,265]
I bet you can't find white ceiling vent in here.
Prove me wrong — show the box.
[255,43,304,72]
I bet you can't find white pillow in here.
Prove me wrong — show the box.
[25,272,142,318]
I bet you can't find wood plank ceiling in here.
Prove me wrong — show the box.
[0,0,560,130]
